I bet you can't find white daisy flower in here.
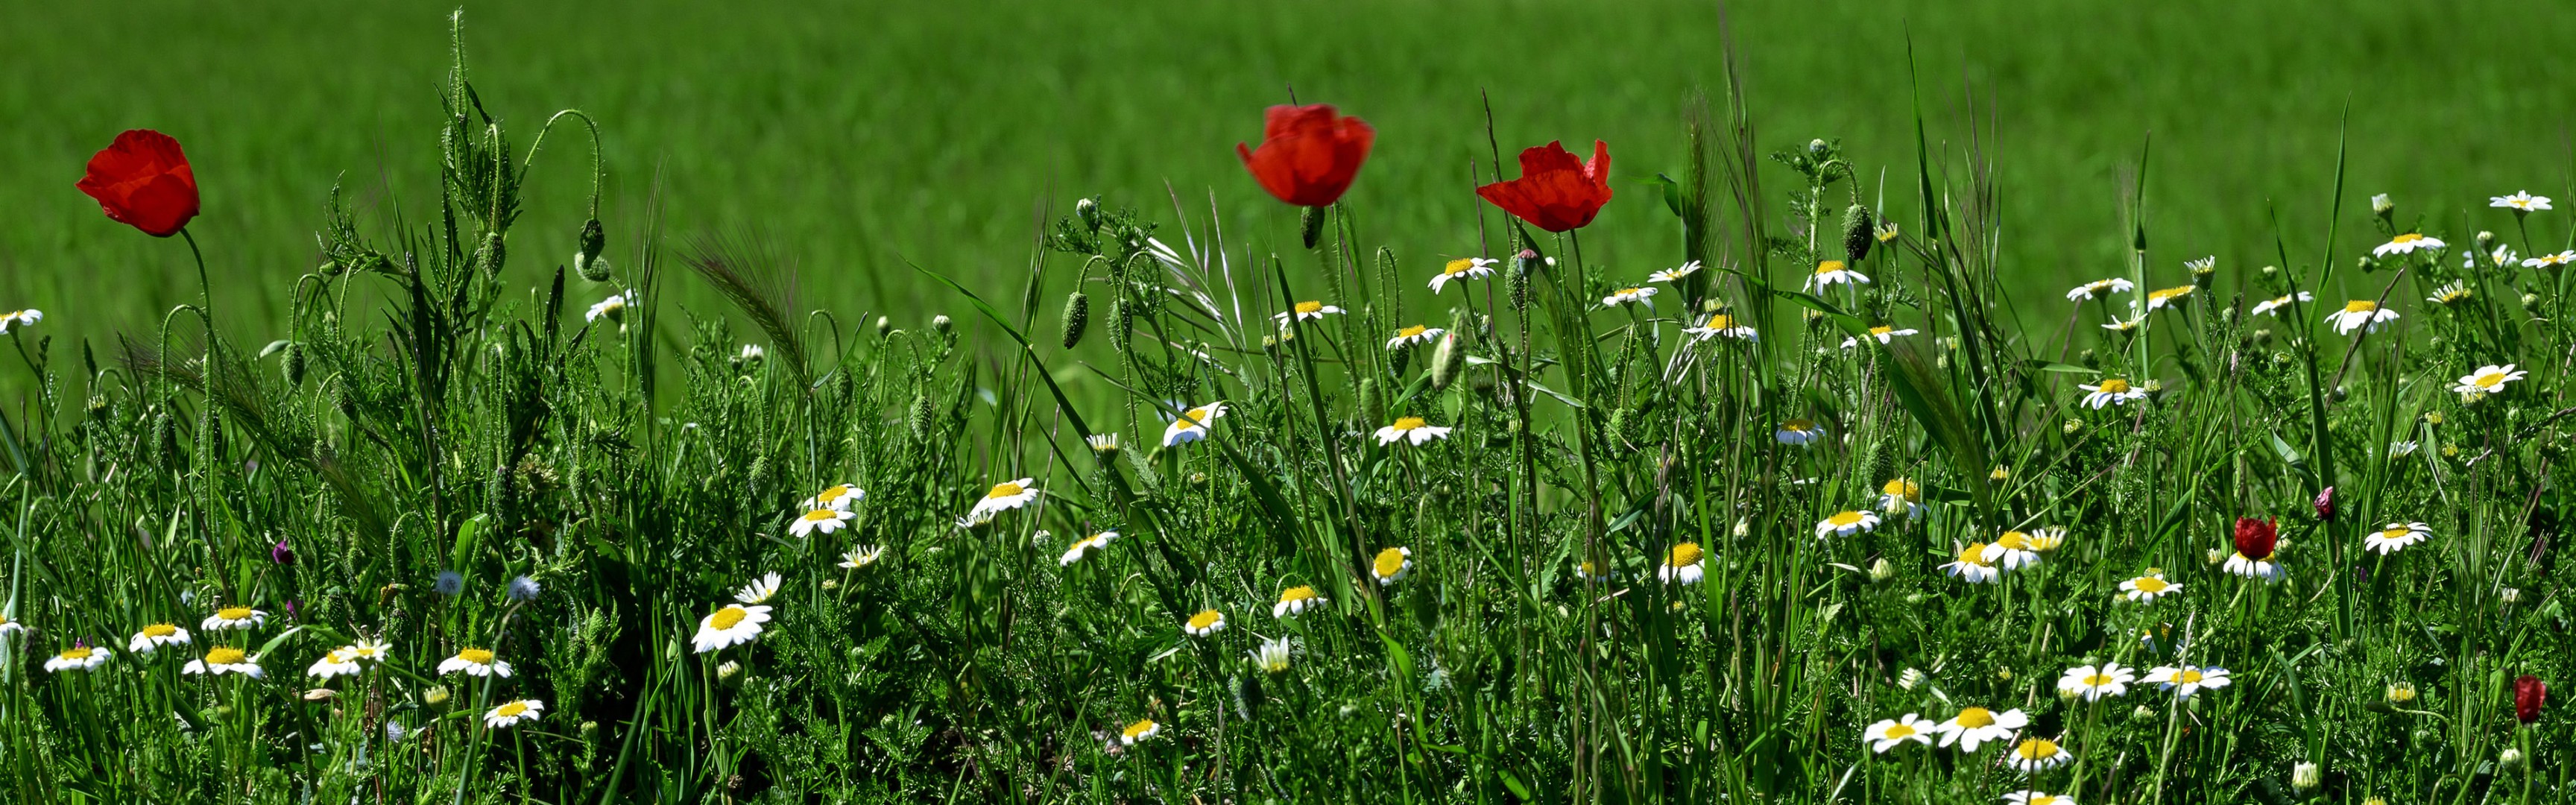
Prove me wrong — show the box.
[2223,546,2282,583]
[2250,291,2313,317]
[2078,378,2149,409]
[484,699,545,729]
[1682,312,1756,341]
[1649,261,1703,283]
[1877,478,1923,518]
[692,602,772,654]
[1600,286,1658,308]
[1272,585,1326,618]
[840,545,886,569]
[1374,417,1452,446]
[44,645,107,673]
[437,648,514,678]
[347,639,392,663]
[183,646,262,678]
[128,623,192,654]
[803,483,864,511]
[787,508,855,537]
[585,291,635,323]
[1058,531,1117,566]
[201,606,266,632]
[1163,402,1227,446]
[968,479,1041,520]
[1941,542,2001,583]
[1428,258,1497,293]
[738,344,765,362]
[2427,281,2472,306]
[1119,719,1160,745]
[1840,325,1919,348]
[1934,706,2027,753]
[2363,522,2431,555]
[2006,736,2073,773]
[2058,662,2136,701]
[2065,278,2133,301]
[2453,364,2528,395]
[1249,636,1294,674]
[2141,665,2232,698]
[2492,191,2552,212]
[1775,419,1823,446]
[734,572,781,604]
[2118,569,2179,603]
[309,648,362,681]
[1383,326,1445,350]
[2144,285,2194,311]
[2003,791,2077,805]
[2522,250,2576,269]
[1183,609,1227,637]
[0,616,22,635]
[2185,256,2216,274]
[1861,713,1937,753]
[1272,300,1345,326]
[1806,259,1870,290]
[2100,316,2144,333]
[0,309,42,334]
[1983,530,2051,571]
[2484,244,2520,269]
[1816,510,1881,539]
[2326,300,2401,334]
[2390,440,2420,458]
[2371,233,2446,258]
[1658,543,1706,585]
[1371,547,1413,586]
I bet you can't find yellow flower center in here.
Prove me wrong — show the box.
[987,482,1025,499]
[1294,300,1324,315]
[1882,722,1916,739]
[205,647,247,665]
[2033,798,2062,805]
[2131,576,2170,593]
[710,606,749,630]
[1954,707,1995,728]
[496,701,530,717]
[1827,511,1866,527]
[2393,233,2424,244]
[1279,585,1317,604]
[1389,416,1427,432]
[2015,739,2061,759]
[2151,285,2191,300]
[142,623,178,638]
[1869,326,1893,336]
[1668,543,1704,567]
[2083,673,2115,686]
[801,509,841,522]
[59,647,92,660]
[1396,325,1427,338]
[2177,669,2204,684]
[1995,531,2032,550]
[1781,418,1813,432]
[1703,314,1734,329]
[2475,372,2506,388]
[1181,405,1219,426]
[1443,258,1476,276]
[2096,378,2131,394]
[1187,610,1222,631]
[1881,479,1919,500]
[1123,719,1156,739]
[458,648,495,665]
[815,484,853,503]
[1617,287,1642,297]
[216,607,254,621]
[2383,526,2412,539]
[1373,548,1409,579]
[1816,260,1846,275]
[2344,300,2378,313]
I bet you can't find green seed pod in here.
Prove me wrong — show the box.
[1059,291,1090,348]
[1301,205,1327,250]
[281,341,307,386]
[1429,334,1462,392]
[1841,204,1875,264]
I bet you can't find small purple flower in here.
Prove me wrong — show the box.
[2313,486,2336,522]
[271,540,295,565]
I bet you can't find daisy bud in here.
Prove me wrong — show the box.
[2206,547,2227,565]
[2132,704,2156,721]
[1995,667,2013,682]
[1075,197,1102,233]
[2476,230,2497,253]
[2062,419,2083,435]
[423,686,452,707]
[2371,193,2394,221]
[2293,762,2320,790]
[1060,291,1090,348]
[2364,798,2389,805]
[2502,587,2523,604]
[2385,681,2416,705]
[2502,747,2528,769]
[1731,518,1750,538]
[874,316,891,337]
[1842,204,1875,264]
[1808,139,1828,157]
[1896,667,1924,689]
[932,315,953,335]
[2312,486,2334,521]
[1301,205,1327,250]
[716,660,742,681]
[1428,333,1462,392]
[2524,292,2542,313]
[1868,558,1894,583]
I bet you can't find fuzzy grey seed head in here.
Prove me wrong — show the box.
[507,575,541,602]
[434,570,464,596]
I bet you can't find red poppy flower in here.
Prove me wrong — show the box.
[1476,140,1613,233]
[2232,517,2277,561]
[76,130,200,238]
[2518,675,2547,724]
[1237,104,1374,208]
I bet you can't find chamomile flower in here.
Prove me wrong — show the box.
[1383,326,1444,350]
[2118,570,2179,603]
[183,646,262,678]
[2141,665,2232,698]
[1184,609,1227,637]
[2427,281,2472,306]
[437,648,514,678]
[2007,737,2073,772]
[1807,260,1870,290]
[1815,510,1881,539]
[1775,419,1824,445]
[2523,251,2576,269]
[1658,542,1706,585]
[2492,191,2552,212]
[1249,636,1294,674]
[484,699,544,729]
[1163,402,1227,446]
[127,623,192,654]
[1942,542,2001,583]
[2372,233,2446,258]
[1983,529,2056,571]
[1374,417,1451,446]
[2453,364,2528,396]
[1649,260,1703,283]
[2326,300,2402,334]
[2078,378,2148,409]
[1840,325,1919,347]
[2004,791,2077,805]
[44,645,107,672]
[969,479,1041,520]
[347,639,391,663]
[585,291,634,323]
[1600,286,1658,308]
[2484,244,2520,269]
[1371,547,1413,586]
[2058,663,2135,701]
[2144,285,2194,311]
[2185,256,2217,274]
[787,506,855,537]
[2065,278,2134,301]
[0,616,21,636]
[1272,300,1345,326]
[1119,719,1160,745]
[839,544,886,569]
[1935,706,2027,753]
[1861,713,1937,753]
[2364,522,2431,555]
[201,606,265,632]
[1428,257,1496,293]
[803,483,864,511]
[0,309,41,334]
[308,648,362,680]
[1877,478,1924,518]
[692,602,772,654]
[1682,312,1757,341]
[2100,316,2144,333]
[2223,547,2282,582]
[2250,291,2314,317]
[1058,531,1117,566]
[1273,585,1326,618]
[735,572,782,604]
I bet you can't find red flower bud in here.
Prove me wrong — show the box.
[2312,486,2335,521]
[2518,675,2547,724]
[1237,104,1375,208]
[76,130,200,237]
[2232,517,2278,561]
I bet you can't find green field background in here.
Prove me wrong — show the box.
[3,0,2572,355]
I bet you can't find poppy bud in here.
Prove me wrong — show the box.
[1060,291,1090,348]
[1509,249,1540,311]
[2516,674,2546,724]
[909,393,935,441]
[1359,379,1385,426]
[282,341,307,386]
[1301,205,1326,250]
[479,231,507,277]
[1428,333,1462,391]
[2233,517,2278,561]
[575,218,610,282]
[2312,486,2334,521]
[1842,204,1875,264]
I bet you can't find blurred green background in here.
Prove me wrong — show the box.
[3,0,2572,356]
